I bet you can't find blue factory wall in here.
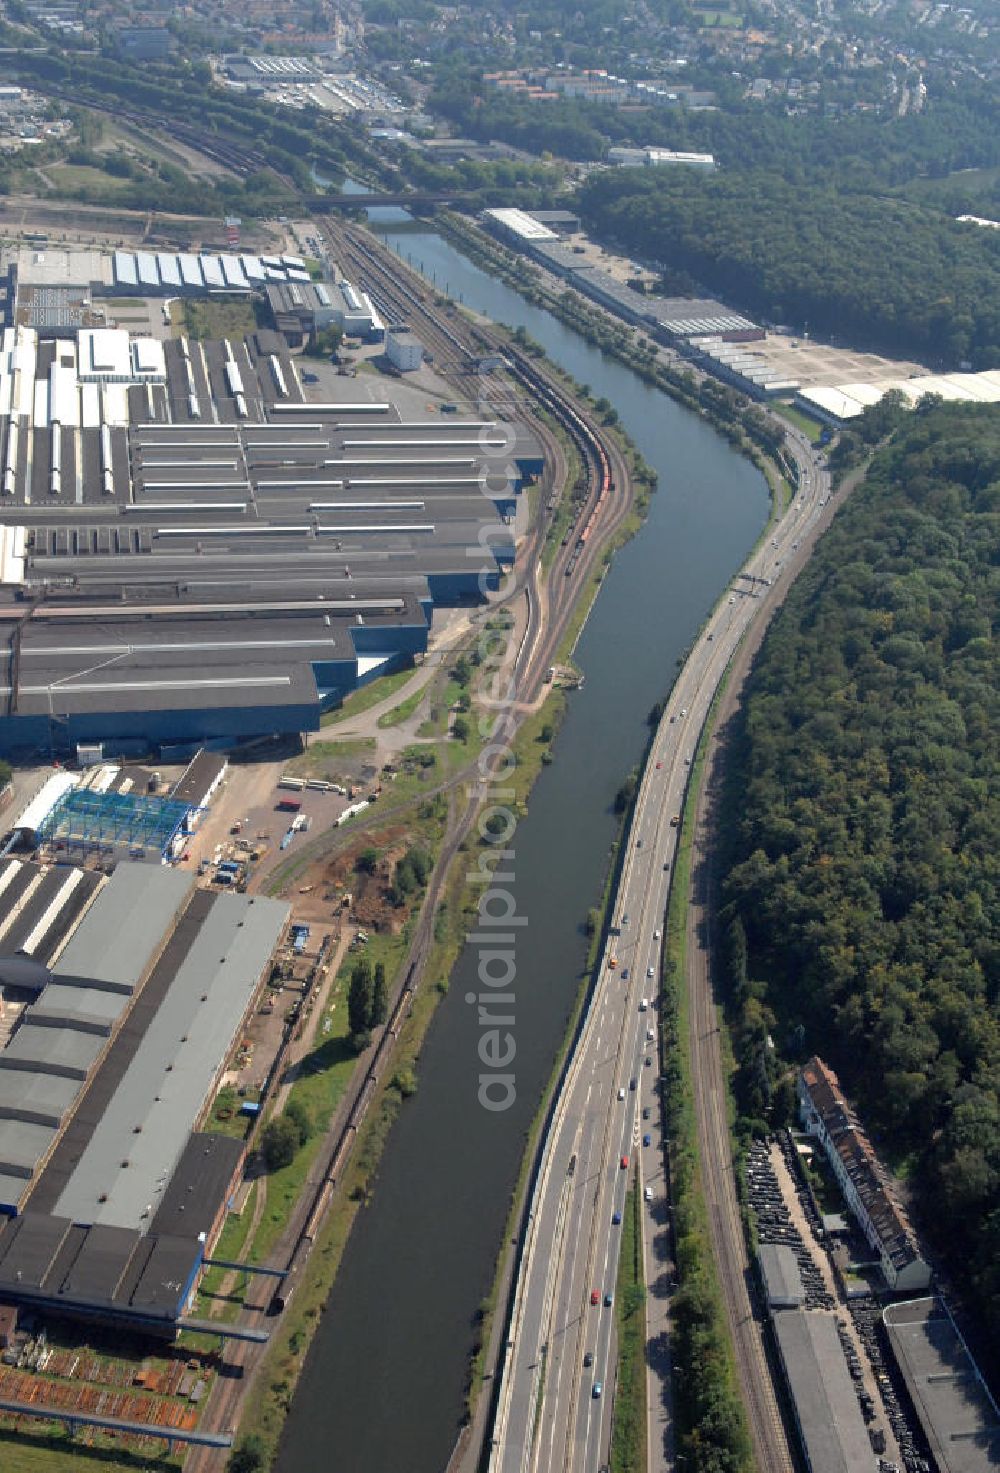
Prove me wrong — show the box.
[0,699,321,761]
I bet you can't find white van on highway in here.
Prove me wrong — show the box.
[639,998,648,1012]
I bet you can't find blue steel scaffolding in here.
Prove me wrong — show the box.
[36,788,191,861]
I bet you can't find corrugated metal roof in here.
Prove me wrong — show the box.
[53,864,192,990]
[53,891,287,1231]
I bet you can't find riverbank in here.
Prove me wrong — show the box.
[224,330,647,1465]
[436,211,793,512]
[268,214,769,1473]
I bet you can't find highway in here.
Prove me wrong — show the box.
[488,423,830,1473]
[183,226,635,1472]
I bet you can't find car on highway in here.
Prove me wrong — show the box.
[653,929,660,940]
[612,1210,622,1225]
[617,1087,625,1100]
[663,860,670,871]
[591,1289,600,1306]
[642,1107,651,1120]
[684,755,691,766]
[604,1293,613,1307]
[636,838,642,848]
[592,1381,603,1399]
[644,1186,653,1202]
[608,957,617,969]
[620,1155,629,1169]
[655,760,662,768]
[639,998,648,1011]
[621,913,629,925]
[647,966,655,978]
[680,708,687,717]
[645,1056,653,1067]
[584,1351,594,1367]
[621,967,629,979]
[643,1134,652,1147]
[630,1077,638,1090]
[646,1027,655,1040]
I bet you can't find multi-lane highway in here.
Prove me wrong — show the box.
[489,423,830,1473]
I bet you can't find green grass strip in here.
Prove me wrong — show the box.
[610,1181,648,1473]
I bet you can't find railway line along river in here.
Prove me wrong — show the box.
[275,213,769,1473]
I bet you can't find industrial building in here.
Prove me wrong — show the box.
[606,146,717,169]
[0,305,541,756]
[0,862,289,1335]
[759,1242,806,1309]
[883,1298,1000,1473]
[0,856,103,965]
[797,370,1000,427]
[693,335,800,398]
[266,277,383,345]
[385,325,425,373]
[482,208,762,346]
[798,1058,931,1292]
[772,1310,877,1473]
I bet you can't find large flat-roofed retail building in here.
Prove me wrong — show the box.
[0,863,288,1334]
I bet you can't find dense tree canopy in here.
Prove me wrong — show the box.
[430,69,1000,186]
[720,403,1000,1366]
[578,168,1000,367]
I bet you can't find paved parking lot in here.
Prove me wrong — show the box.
[753,334,927,388]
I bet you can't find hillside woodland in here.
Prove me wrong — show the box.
[578,169,1000,368]
[720,403,1000,1367]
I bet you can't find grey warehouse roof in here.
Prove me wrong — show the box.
[53,863,192,988]
[884,1298,1000,1473]
[760,1243,805,1307]
[773,1310,875,1473]
[0,1068,81,1128]
[1,1021,105,1080]
[0,1116,58,1177]
[53,890,287,1231]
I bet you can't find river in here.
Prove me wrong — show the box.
[275,214,768,1473]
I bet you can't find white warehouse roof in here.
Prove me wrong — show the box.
[485,207,559,242]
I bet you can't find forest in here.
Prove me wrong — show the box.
[429,69,1000,189]
[719,402,1000,1368]
[577,168,1000,367]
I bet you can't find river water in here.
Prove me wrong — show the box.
[275,217,768,1473]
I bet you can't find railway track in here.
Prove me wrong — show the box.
[319,220,630,644]
[44,90,283,180]
[183,221,633,1467]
